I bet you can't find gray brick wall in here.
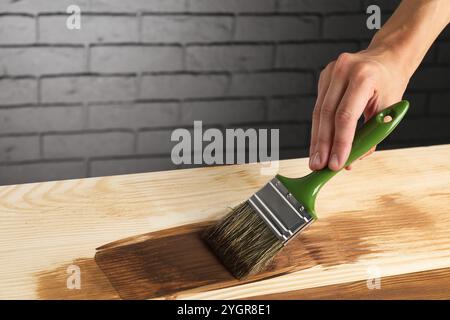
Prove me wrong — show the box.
[0,0,449,185]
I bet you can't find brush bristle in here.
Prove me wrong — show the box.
[203,201,283,279]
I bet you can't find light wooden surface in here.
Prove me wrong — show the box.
[0,145,449,299]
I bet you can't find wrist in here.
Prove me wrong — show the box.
[366,32,417,80]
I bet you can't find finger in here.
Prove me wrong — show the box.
[310,68,331,157]
[344,119,377,171]
[309,63,333,167]
[328,77,374,171]
[312,68,348,170]
[363,96,379,122]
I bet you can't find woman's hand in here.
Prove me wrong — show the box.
[309,48,410,171]
[308,0,450,172]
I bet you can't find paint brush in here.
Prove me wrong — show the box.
[203,100,409,279]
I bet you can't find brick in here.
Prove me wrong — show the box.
[423,42,437,63]
[0,106,84,134]
[0,161,86,185]
[279,147,308,160]
[90,45,183,73]
[90,0,187,12]
[377,141,414,150]
[229,72,313,96]
[0,16,35,44]
[402,93,427,116]
[323,14,379,40]
[430,93,450,115]
[137,130,175,154]
[268,97,315,121]
[409,67,450,90]
[235,16,319,41]
[181,99,265,125]
[0,47,85,76]
[43,132,134,158]
[278,123,309,148]
[279,0,361,13]
[186,45,273,71]
[362,0,401,12]
[39,15,138,44]
[438,41,450,63]
[248,123,309,148]
[0,1,89,13]
[142,16,233,43]
[276,42,359,69]
[41,76,136,103]
[387,118,450,142]
[441,26,450,40]
[89,102,179,129]
[90,156,176,176]
[169,126,217,154]
[140,74,228,99]
[188,0,276,13]
[0,78,37,105]
[0,136,40,162]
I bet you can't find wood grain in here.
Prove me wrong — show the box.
[0,145,449,299]
[248,267,450,300]
[94,191,446,299]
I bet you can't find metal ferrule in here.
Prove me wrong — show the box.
[248,177,315,244]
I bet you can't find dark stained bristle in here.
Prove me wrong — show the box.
[203,201,283,279]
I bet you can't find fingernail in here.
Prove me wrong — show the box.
[329,154,339,170]
[312,152,321,169]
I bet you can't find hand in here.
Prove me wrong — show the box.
[309,49,410,171]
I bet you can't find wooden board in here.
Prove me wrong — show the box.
[0,145,449,299]
[94,221,327,300]
[247,267,450,300]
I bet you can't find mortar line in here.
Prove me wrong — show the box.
[0,158,86,166]
[273,0,279,12]
[137,11,143,43]
[36,77,42,104]
[35,14,40,43]
[177,100,183,125]
[135,72,142,101]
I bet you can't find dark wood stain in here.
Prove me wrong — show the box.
[35,258,120,299]
[32,194,431,299]
[94,194,432,299]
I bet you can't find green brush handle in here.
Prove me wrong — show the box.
[276,100,409,218]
